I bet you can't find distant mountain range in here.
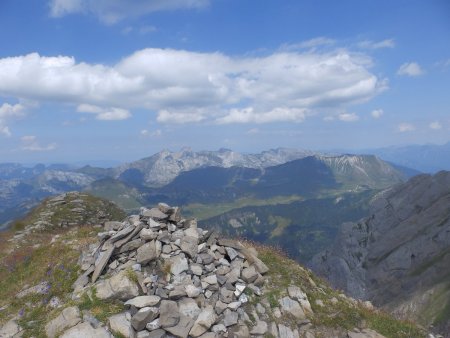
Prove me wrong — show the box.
[0,148,416,228]
[112,147,316,187]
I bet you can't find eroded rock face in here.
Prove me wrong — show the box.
[310,171,450,328]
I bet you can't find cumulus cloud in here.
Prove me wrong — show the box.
[338,112,359,122]
[398,123,415,132]
[371,109,383,119]
[77,104,131,120]
[21,135,57,151]
[358,39,395,49]
[0,48,385,124]
[0,103,26,137]
[397,62,424,76]
[49,0,210,24]
[429,121,442,130]
[217,107,308,124]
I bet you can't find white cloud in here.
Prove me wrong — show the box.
[0,103,26,137]
[280,37,336,51]
[398,123,416,132]
[429,121,442,130]
[338,112,359,122]
[157,109,206,124]
[21,135,57,151]
[77,104,131,120]
[371,109,383,119]
[216,107,308,124]
[397,62,424,77]
[49,0,210,24]
[358,39,395,49]
[140,129,162,137]
[0,48,385,124]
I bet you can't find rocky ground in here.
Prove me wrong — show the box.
[0,196,428,337]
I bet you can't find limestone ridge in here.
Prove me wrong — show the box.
[71,203,274,337]
[310,171,450,334]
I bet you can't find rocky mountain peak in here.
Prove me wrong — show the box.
[0,199,426,338]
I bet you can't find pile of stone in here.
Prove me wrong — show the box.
[72,203,269,338]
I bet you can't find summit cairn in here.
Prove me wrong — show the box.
[72,202,269,337]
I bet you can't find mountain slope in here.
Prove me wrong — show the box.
[0,200,424,338]
[200,190,374,262]
[310,171,450,334]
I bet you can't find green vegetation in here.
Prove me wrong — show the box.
[78,289,124,323]
[87,178,143,212]
[183,195,303,220]
[201,190,374,262]
[268,215,291,238]
[0,226,94,336]
[125,268,139,284]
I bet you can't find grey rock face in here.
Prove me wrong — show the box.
[310,171,450,327]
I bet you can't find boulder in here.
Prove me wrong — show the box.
[250,320,268,335]
[279,297,306,320]
[96,270,139,301]
[164,315,195,338]
[45,306,81,338]
[159,300,180,328]
[131,307,159,331]
[125,295,161,308]
[0,320,22,338]
[170,255,189,275]
[108,313,133,338]
[189,306,217,337]
[137,241,160,265]
[59,322,112,338]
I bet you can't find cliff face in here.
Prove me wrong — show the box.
[310,171,450,334]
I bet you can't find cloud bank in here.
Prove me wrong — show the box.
[0,48,386,124]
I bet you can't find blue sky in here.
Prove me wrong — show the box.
[0,0,449,163]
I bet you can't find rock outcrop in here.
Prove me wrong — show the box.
[71,202,275,337]
[9,191,126,244]
[310,171,450,335]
